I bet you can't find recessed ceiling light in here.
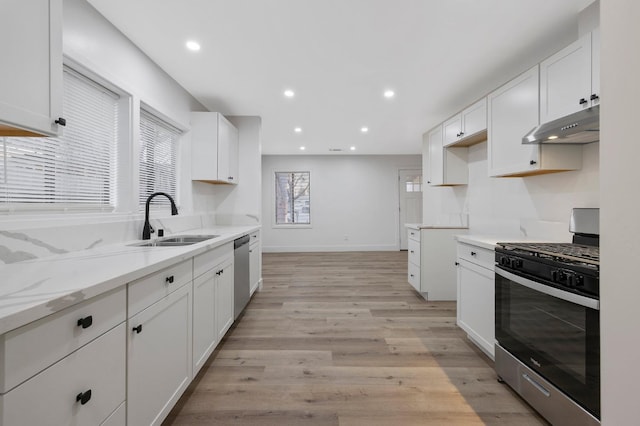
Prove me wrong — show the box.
[294,127,302,133]
[299,146,306,151]
[383,90,395,98]
[548,135,559,140]
[186,40,201,51]
[284,89,295,98]
[361,127,369,133]
[350,146,356,151]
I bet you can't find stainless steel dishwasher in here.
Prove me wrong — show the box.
[233,235,251,319]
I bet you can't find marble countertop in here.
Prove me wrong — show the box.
[0,225,259,335]
[405,223,469,230]
[455,234,569,250]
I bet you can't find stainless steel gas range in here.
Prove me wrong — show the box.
[494,209,600,426]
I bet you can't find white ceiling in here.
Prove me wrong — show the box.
[87,0,593,155]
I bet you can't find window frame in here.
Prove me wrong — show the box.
[273,170,312,228]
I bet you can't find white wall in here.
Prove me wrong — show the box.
[63,0,214,215]
[423,142,600,239]
[600,1,640,424]
[211,116,262,225]
[261,155,421,252]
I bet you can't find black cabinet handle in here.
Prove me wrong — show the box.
[455,262,460,266]
[215,270,221,276]
[456,132,461,137]
[76,389,91,405]
[530,160,537,165]
[459,132,464,137]
[55,117,67,126]
[132,325,142,334]
[77,316,93,329]
[579,98,588,105]
[228,177,234,180]
[590,93,599,101]
[165,275,174,284]
[470,251,477,256]
[427,181,431,184]
[410,250,414,253]
[410,274,414,277]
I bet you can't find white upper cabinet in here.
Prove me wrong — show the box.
[0,0,63,137]
[425,126,468,186]
[539,30,600,123]
[191,112,239,184]
[488,65,582,177]
[443,98,487,147]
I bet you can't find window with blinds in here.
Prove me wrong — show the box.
[138,110,180,208]
[275,171,310,225]
[0,67,119,209]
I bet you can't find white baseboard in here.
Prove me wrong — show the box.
[262,244,399,253]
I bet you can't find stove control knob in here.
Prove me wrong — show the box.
[551,270,559,282]
[499,256,509,266]
[512,259,523,268]
[575,275,584,287]
[566,272,575,287]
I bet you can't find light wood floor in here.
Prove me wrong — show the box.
[164,251,547,425]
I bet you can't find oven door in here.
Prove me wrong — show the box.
[495,267,600,418]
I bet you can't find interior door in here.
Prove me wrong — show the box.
[398,169,423,250]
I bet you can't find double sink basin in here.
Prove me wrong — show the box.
[132,234,219,247]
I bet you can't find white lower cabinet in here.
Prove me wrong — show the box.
[0,323,126,425]
[193,268,218,375]
[456,241,496,359]
[216,258,235,341]
[127,282,192,426]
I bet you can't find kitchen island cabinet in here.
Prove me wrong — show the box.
[406,226,468,301]
[0,0,64,137]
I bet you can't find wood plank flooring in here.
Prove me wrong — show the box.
[164,251,547,425]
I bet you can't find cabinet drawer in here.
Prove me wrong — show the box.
[408,228,420,242]
[0,286,125,393]
[408,238,421,266]
[457,242,494,270]
[250,230,260,243]
[193,242,233,280]
[128,259,192,317]
[0,323,126,426]
[408,262,420,292]
[102,401,126,426]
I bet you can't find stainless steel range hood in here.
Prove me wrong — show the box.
[522,105,599,144]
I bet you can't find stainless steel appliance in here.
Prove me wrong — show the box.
[495,208,600,426]
[234,235,251,319]
[522,104,599,145]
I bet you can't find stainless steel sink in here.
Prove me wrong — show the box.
[131,234,219,247]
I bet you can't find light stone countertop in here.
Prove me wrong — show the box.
[0,225,259,335]
[455,234,569,250]
[405,223,469,230]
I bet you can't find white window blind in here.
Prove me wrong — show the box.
[0,67,119,209]
[138,110,180,208]
[275,171,310,225]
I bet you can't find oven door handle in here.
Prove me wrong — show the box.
[496,267,600,310]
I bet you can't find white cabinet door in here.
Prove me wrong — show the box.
[191,112,239,184]
[0,0,63,137]
[216,259,235,340]
[591,28,600,108]
[427,126,444,185]
[461,98,487,138]
[488,65,540,177]
[127,283,192,426]
[0,324,125,426]
[249,243,260,295]
[540,33,593,123]
[443,114,462,147]
[457,259,495,358]
[192,269,217,376]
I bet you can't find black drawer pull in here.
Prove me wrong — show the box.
[55,117,67,126]
[470,251,477,256]
[579,98,588,105]
[455,261,460,266]
[228,176,234,180]
[530,160,537,165]
[410,250,414,253]
[165,275,174,284]
[590,93,599,101]
[133,324,142,334]
[76,389,91,405]
[77,316,93,329]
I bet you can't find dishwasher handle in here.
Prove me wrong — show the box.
[234,235,250,249]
